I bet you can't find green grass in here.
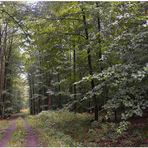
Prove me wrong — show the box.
[8,117,27,147]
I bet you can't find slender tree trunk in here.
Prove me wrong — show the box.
[114,110,117,122]
[57,72,62,108]
[81,8,98,121]
[73,46,77,112]
[28,75,32,114]
[2,23,8,118]
[32,74,35,114]
[96,2,103,112]
[73,46,76,101]
[0,28,2,116]
[69,49,73,94]
[96,2,103,71]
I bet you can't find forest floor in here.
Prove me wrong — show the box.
[0,111,147,147]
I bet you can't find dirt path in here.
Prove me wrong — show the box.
[0,119,17,147]
[24,119,40,147]
[0,114,43,147]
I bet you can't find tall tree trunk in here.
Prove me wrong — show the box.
[96,2,103,71]
[0,27,3,116]
[73,46,77,112]
[96,2,103,112]
[81,8,98,121]
[73,46,76,101]
[2,23,8,118]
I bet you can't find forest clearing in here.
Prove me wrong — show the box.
[0,1,148,147]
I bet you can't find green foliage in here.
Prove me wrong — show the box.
[116,121,130,134]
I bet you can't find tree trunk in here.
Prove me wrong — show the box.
[2,23,8,118]
[57,73,62,108]
[0,27,2,116]
[73,46,76,101]
[81,7,98,121]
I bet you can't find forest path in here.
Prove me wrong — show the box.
[23,118,40,147]
[0,113,41,147]
[0,119,17,147]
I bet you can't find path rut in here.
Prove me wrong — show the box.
[24,119,40,147]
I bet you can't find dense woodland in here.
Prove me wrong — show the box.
[0,2,148,147]
[0,2,148,123]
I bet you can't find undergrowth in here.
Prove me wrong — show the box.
[27,110,147,147]
[28,111,91,146]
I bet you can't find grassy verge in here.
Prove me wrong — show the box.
[8,117,27,147]
[28,110,147,147]
[0,120,10,140]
